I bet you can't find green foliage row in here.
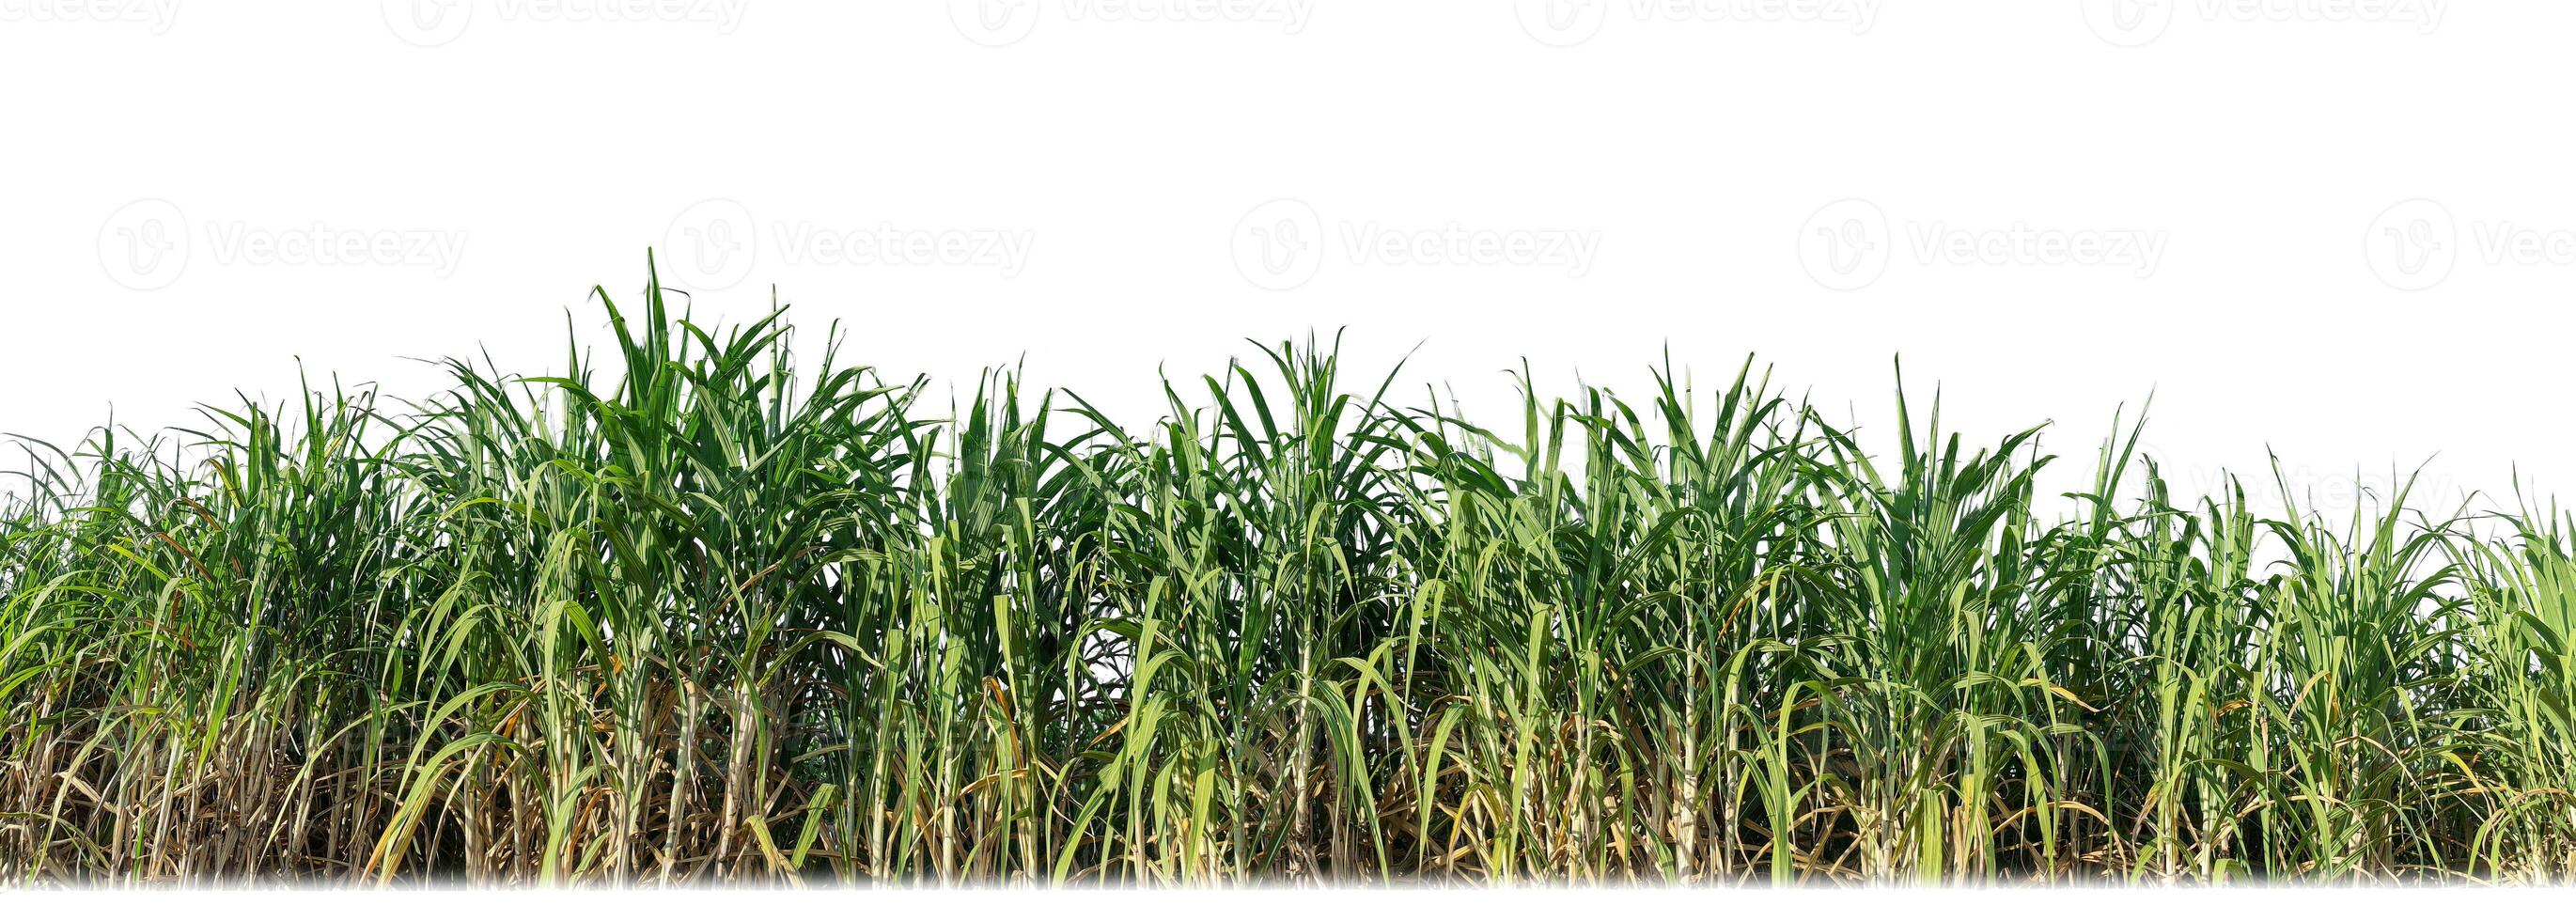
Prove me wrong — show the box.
[6,266,2574,884]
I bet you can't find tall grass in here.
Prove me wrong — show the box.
[4,265,2572,884]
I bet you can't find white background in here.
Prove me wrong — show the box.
[1,0,2559,523]
[1,0,2571,910]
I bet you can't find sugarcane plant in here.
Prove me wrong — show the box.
[2,261,2570,885]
